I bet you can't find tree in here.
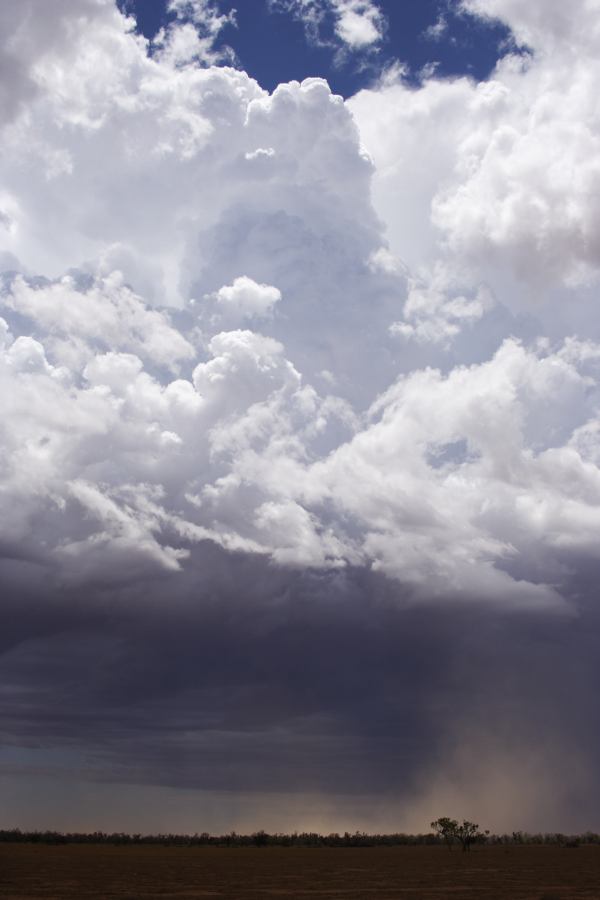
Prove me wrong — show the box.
[431,818,487,852]
[455,821,486,852]
[430,817,458,851]
[252,830,269,847]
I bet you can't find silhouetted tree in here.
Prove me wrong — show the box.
[431,818,487,852]
[252,830,269,847]
[430,817,459,851]
[455,821,486,852]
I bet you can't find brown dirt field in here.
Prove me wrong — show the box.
[0,844,599,900]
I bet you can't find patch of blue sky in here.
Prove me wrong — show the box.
[119,0,517,96]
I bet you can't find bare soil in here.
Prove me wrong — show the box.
[0,843,599,899]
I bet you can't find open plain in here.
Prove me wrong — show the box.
[1,844,600,900]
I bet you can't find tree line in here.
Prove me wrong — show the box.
[0,827,597,848]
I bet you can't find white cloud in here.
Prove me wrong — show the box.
[1,0,600,612]
[3,283,599,606]
[303,337,600,607]
[3,272,195,371]
[424,14,448,42]
[212,275,282,322]
[333,0,384,48]
[167,0,235,32]
[459,0,600,53]
[349,0,600,327]
[154,0,236,68]
[390,265,493,346]
[269,0,385,55]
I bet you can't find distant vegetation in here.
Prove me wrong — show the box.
[0,828,596,848]
[430,818,488,851]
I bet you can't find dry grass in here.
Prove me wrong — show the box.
[1,843,599,899]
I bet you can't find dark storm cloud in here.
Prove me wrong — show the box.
[2,546,600,830]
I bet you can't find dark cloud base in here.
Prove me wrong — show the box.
[2,545,599,831]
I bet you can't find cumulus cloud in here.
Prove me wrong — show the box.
[209,275,282,324]
[390,266,493,346]
[2,0,600,610]
[3,271,195,371]
[2,272,600,607]
[459,0,600,53]
[349,0,600,349]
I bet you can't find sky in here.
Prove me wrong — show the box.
[120,0,515,94]
[1,0,600,836]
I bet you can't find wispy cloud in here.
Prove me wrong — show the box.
[269,0,386,61]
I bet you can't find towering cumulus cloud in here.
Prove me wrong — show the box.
[2,0,600,834]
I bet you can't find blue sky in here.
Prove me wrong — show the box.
[121,0,514,95]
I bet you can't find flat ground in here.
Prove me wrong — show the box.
[0,843,599,899]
